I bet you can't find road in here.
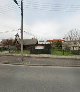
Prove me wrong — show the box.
[0,65,80,92]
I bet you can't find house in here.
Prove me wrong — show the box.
[15,38,38,51]
[18,39,51,54]
[15,34,51,54]
[30,40,51,54]
[15,33,38,50]
[47,39,64,49]
[62,40,80,51]
[0,42,3,51]
[22,39,38,50]
[47,39,64,43]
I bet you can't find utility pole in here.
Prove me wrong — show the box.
[21,0,23,61]
[13,0,23,61]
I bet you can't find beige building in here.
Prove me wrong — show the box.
[62,40,80,51]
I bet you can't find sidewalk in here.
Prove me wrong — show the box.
[0,52,80,60]
[0,54,80,67]
[27,54,80,60]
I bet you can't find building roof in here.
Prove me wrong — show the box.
[47,39,64,42]
[22,39,38,45]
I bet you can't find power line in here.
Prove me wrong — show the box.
[0,0,80,16]
[23,1,80,13]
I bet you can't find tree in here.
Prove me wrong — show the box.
[1,39,15,46]
[1,39,15,52]
[14,33,21,50]
[64,29,80,41]
[51,41,62,49]
[63,29,80,52]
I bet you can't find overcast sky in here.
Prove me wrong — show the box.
[0,0,80,40]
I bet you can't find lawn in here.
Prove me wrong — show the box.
[0,49,74,56]
[14,50,30,54]
[51,49,74,56]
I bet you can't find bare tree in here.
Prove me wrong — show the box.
[1,39,15,52]
[64,29,80,41]
[1,39,15,46]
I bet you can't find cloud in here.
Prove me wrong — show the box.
[67,14,80,29]
[0,18,20,31]
[59,14,80,37]
[30,13,80,40]
[0,0,8,6]
[1,13,80,40]
[0,17,21,39]
[30,21,61,39]
[0,0,80,40]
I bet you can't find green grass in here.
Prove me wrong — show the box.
[51,49,74,56]
[13,50,30,54]
[0,49,74,56]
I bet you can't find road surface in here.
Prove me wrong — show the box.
[0,65,80,92]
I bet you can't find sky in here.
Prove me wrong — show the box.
[0,0,80,40]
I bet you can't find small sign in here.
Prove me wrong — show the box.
[35,46,44,49]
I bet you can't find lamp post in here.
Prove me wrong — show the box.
[13,0,23,61]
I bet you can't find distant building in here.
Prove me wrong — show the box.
[15,33,38,50]
[62,40,80,51]
[30,40,51,54]
[0,42,3,49]
[15,34,51,54]
[47,39,64,43]
[47,39,64,49]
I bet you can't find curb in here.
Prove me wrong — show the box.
[1,63,80,67]
[27,54,80,60]
[0,54,80,60]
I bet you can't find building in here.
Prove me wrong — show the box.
[47,39,64,43]
[47,39,64,49]
[62,40,80,51]
[15,34,51,54]
[30,40,51,54]
[15,34,38,50]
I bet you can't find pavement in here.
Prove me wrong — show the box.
[27,54,80,59]
[0,64,80,92]
[0,55,80,67]
[0,53,80,59]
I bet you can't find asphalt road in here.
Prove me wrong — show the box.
[0,65,80,92]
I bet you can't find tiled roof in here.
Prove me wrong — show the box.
[47,39,64,42]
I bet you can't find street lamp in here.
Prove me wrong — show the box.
[13,0,23,61]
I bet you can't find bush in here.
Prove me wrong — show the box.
[71,50,80,55]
